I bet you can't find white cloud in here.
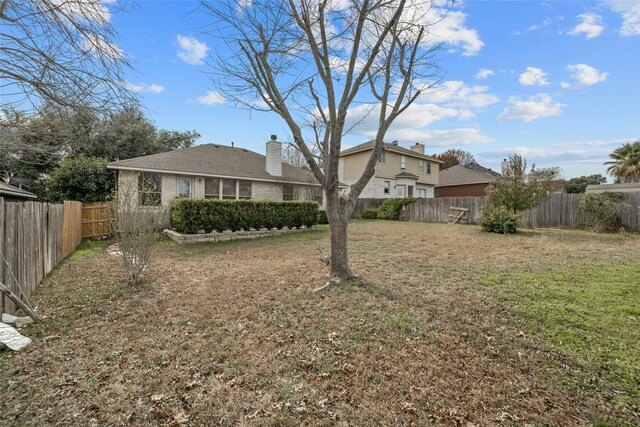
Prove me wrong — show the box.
[476,68,494,80]
[428,9,484,56]
[568,13,605,39]
[392,128,494,146]
[82,33,123,59]
[497,94,565,122]
[560,82,572,89]
[604,1,640,36]
[195,91,225,105]
[519,67,550,86]
[567,63,608,85]
[176,35,209,65]
[420,81,499,109]
[125,82,165,94]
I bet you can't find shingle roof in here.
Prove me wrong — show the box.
[438,163,500,187]
[107,144,318,185]
[341,141,443,163]
[0,182,37,199]
[395,171,419,179]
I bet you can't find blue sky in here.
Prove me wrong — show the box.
[112,0,640,180]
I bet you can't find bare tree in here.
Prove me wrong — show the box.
[203,0,445,282]
[1,0,134,166]
[110,178,163,284]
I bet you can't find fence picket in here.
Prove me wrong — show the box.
[0,198,82,315]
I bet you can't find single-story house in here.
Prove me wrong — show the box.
[586,182,640,193]
[436,163,500,197]
[107,136,325,217]
[0,182,38,202]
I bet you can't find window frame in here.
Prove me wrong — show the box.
[426,161,432,175]
[138,172,162,206]
[176,176,193,198]
[377,150,386,163]
[418,160,424,175]
[400,155,406,170]
[204,177,220,199]
[238,180,252,200]
[383,180,390,195]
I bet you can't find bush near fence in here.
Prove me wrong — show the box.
[169,199,319,234]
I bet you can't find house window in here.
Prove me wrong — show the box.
[138,172,161,206]
[239,180,252,199]
[383,180,390,195]
[283,183,294,200]
[396,185,404,197]
[177,176,192,198]
[314,186,323,205]
[426,161,432,174]
[222,179,236,199]
[408,185,414,197]
[400,155,406,170]
[418,160,424,175]
[417,188,427,198]
[377,150,386,163]
[204,177,220,199]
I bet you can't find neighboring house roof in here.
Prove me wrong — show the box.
[341,141,444,163]
[438,163,500,187]
[107,144,319,185]
[0,182,38,200]
[586,182,640,193]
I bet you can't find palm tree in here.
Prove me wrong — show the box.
[605,141,640,183]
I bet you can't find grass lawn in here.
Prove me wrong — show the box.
[1,221,638,426]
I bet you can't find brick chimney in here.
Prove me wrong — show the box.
[266,135,282,176]
[410,143,425,155]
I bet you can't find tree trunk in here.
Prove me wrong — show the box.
[325,191,354,282]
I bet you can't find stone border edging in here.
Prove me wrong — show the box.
[163,226,314,244]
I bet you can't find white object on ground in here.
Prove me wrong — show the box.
[0,322,32,351]
[2,313,18,324]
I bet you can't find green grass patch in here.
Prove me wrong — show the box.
[67,240,113,261]
[482,261,640,406]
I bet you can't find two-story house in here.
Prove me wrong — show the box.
[338,141,443,198]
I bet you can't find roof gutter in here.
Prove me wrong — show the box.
[106,165,325,187]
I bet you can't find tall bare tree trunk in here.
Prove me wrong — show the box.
[326,190,354,281]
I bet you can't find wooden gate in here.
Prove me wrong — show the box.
[81,203,111,239]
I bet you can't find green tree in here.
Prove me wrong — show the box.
[487,154,560,213]
[565,174,607,193]
[46,156,115,203]
[605,141,640,183]
[433,149,476,170]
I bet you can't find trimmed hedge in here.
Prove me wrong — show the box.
[170,199,319,234]
[376,198,416,220]
[478,207,520,234]
[317,209,329,224]
[361,208,379,219]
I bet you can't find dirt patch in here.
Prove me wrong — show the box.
[1,221,638,425]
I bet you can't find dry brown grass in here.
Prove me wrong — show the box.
[1,221,638,426]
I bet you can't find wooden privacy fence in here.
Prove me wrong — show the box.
[351,198,387,218]
[400,197,486,223]
[520,192,640,231]
[0,199,82,315]
[82,202,111,239]
[354,193,640,231]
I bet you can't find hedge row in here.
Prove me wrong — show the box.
[170,199,319,234]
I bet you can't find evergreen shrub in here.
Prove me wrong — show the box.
[170,199,319,234]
